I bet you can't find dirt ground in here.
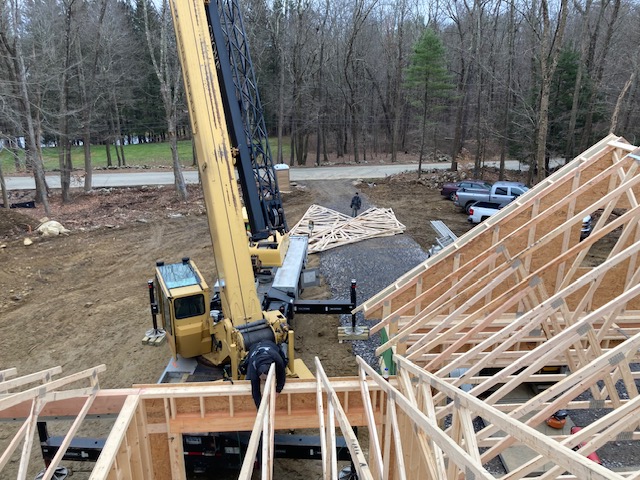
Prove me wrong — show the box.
[0,170,482,384]
[0,164,546,478]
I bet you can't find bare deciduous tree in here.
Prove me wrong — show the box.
[0,0,50,214]
[531,0,569,183]
[143,0,186,200]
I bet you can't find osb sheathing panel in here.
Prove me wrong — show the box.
[149,433,172,480]
[143,398,168,425]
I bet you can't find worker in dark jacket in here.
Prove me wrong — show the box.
[350,192,362,217]
[245,340,286,409]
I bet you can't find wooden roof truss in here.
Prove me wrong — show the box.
[355,134,640,477]
[289,204,406,253]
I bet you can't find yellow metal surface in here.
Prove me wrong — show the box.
[154,260,213,359]
[291,359,314,379]
[174,316,211,358]
[169,0,262,325]
[248,231,290,267]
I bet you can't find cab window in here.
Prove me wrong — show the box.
[174,295,206,319]
[162,295,172,335]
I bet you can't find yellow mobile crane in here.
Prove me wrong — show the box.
[144,0,312,379]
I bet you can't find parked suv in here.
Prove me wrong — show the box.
[441,180,492,201]
[580,215,593,241]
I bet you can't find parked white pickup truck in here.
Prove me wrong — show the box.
[467,202,502,224]
[454,181,528,213]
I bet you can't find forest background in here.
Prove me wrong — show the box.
[1,0,639,214]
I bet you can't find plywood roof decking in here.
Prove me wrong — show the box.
[289,204,406,253]
[3,135,640,479]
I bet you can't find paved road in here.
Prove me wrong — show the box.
[3,160,525,190]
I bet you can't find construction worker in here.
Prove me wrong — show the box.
[350,192,362,217]
[246,340,286,409]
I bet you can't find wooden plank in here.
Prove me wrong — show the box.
[370,251,502,337]
[338,326,370,342]
[432,240,640,383]
[0,365,106,411]
[0,388,132,419]
[238,364,276,479]
[0,368,17,382]
[90,395,140,480]
[0,417,29,472]
[398,369,445,479]
[363,138,640,322]
[358,367,383,476]
[17,399,42,480]
[0,367,62,393]
[315,366,329,479]
[394,356,626,480]
[316,358,375,480]
[356,358,495,480]
[290,205,406,253]
[40,391,98,480]
[387,398,407,480]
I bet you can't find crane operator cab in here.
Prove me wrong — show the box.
[146,257,306,382]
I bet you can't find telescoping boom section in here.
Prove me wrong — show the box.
[170,0,262,325]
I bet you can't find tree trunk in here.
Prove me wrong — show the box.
[78,0,108,192]
[610,67,637,133]
[499,1,516,181]
[580,0,621,151]
[390,0,406,164]
[564,0,592,161]
[59,0,74,204]
[418,88,429,178]
[143,0,184,199]
[534,0,569,184]
[169,125,187,199]
[10,139,22,171]
[112,97,126,167]
[0,161,9,210]
[315,0,329,167]
[5,0,50,214]
[105,142,112,167]
[83,129,92,190]
[451,59,469,173]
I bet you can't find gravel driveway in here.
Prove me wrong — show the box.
[303,179,429,369]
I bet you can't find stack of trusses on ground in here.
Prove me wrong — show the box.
[2,135,640,479]
[290,204,406,253]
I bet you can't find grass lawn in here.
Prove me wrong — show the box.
[1,138,293,175]
[0,141,196,174]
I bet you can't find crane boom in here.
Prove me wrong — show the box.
[206,0,287,237]
[169,0,262,324]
